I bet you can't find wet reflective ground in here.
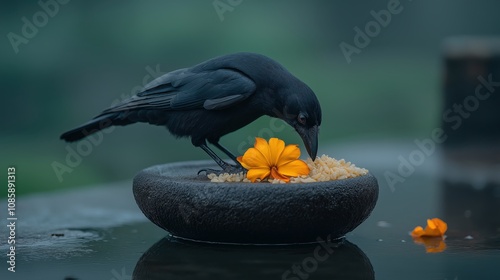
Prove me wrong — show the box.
[1,142,499,279]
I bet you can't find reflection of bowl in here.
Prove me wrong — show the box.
[133,237,374,280]
[133,160,379,244]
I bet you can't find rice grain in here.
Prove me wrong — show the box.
[207,154,368,183]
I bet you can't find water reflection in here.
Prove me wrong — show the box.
[440,179,500,249]
[412,237,447,253]
[133,237,374,280]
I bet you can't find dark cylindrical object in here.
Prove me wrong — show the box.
[442,37,500,156]
[440,37,500,252]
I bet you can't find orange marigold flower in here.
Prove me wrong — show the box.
[237,137,310,183]
[411,218,448,238]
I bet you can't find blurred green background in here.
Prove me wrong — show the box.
[1,0,499,196]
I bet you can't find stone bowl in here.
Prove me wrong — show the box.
[133,160,378,244]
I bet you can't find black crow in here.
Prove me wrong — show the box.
[61,52,322,173]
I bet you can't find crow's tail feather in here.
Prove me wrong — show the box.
[60,113,120,142]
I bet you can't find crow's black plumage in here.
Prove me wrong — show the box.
[61,52,322,172]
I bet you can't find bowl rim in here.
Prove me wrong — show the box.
[138,159,376,189]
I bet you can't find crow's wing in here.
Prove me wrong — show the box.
[100,68,256,114]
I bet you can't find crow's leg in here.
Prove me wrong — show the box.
[211,141,243,168]
[198,143,244,175]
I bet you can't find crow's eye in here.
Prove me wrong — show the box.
[297,113,307,125]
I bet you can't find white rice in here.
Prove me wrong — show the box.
[207,154,368,183]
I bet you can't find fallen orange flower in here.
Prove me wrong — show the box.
[411,218,448,237]
[237,137,310,182]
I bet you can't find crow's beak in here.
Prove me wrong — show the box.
[297,125,318,160]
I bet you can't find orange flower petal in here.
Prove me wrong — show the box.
[427,219,437,230]
[278,159,310,177]
[238,154,257,170]
[422,218,446,237]
[253,137,272,166]
[430,218,448,235]
[270,166,290,182]
[268,138,285,166]
[423,229,441,237]
[246,168,271,182]
[238,147,269,169]
[277,144,301,166]
[411,218,447,238]
[411,226,425,237]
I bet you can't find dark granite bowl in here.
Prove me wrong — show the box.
[133,160,378,244]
